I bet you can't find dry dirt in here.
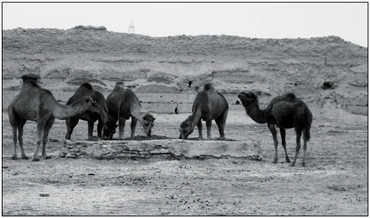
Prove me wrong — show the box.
[2,111,368,215]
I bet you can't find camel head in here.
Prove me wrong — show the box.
[237,91,258,108]
[102,120,118,140]
[85,96,101,114]
[71,96,101,115]
[179,115,195,139]
[140,113,155,137]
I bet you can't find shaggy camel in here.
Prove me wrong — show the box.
[103,82,155,139]
[238,92,312,166]
[65,82,114,140]
[8,75,101,161]
[179,83,229,139]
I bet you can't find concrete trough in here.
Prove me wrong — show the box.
[60,139,263,160]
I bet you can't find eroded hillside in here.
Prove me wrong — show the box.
[2,26,367,117]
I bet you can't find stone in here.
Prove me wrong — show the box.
[69,148,81,152]
[65,140,74,145]
[66,153,76,158]
[59,152,67,158]
[149,149,170,154]
[120,147,130,152]
[126,154,140,158]
[93,149,103,158]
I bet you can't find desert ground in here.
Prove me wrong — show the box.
[2,107,368,215]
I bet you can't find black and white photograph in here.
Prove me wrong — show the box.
[2,2,368,215]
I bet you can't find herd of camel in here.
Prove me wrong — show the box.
[8,74,312,166]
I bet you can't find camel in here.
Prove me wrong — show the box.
[103,82,155,139]
[65,82,114,140]
[179,83,229,139]
[237,91,313,167]
[8,74,101,161]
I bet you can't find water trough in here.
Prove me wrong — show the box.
[60,137,263,160]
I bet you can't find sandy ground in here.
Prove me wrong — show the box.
[2,111,368,215]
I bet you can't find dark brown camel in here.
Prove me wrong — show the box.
[65,82,114,140]
[103,82,155,139]
[8,75,101,161]
[238,92,312,167]
[179,83,229,139]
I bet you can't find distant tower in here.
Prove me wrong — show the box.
[128,20,135,34]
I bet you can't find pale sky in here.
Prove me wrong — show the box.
[2,2,368,47]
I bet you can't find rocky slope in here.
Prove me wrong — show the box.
[2,26,367,116]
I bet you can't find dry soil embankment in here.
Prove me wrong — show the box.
[2,26,367,121]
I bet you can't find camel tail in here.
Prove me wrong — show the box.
[304,108,313,142]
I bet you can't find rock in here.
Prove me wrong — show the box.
[149,149,170,154]
[66,153,76,158]
[65,140,74,145]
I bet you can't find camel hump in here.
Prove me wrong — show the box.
[283,93,297,99]
[281,93,303,104]
[80,82,93,90]
[203,83,215,91]
[113,81,125,92]
[21,74,40,83]
[23,79,40,88]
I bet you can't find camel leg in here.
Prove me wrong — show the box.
[33,121,46,161]
[41,119,54,159]
[87,120,95,140]
[215,109,228,139]
[17,120,28,159]
[197,120,203,139]
[280,128,291,163]
[268,123,279,164]
[9,107,17,159]
[130,117,138,139]
[97,118,104,138]
[118,117,126,139]
[291,130,302,167]
[302,129,308,167]
[65,117,79,140]
[206,120,212,139]
[11,125,18,159]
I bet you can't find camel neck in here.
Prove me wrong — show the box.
[130,103,144,121]
[245,101,266,124]
[191,104,202,125]
[99,105,112,124]
[52,100,86,120]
